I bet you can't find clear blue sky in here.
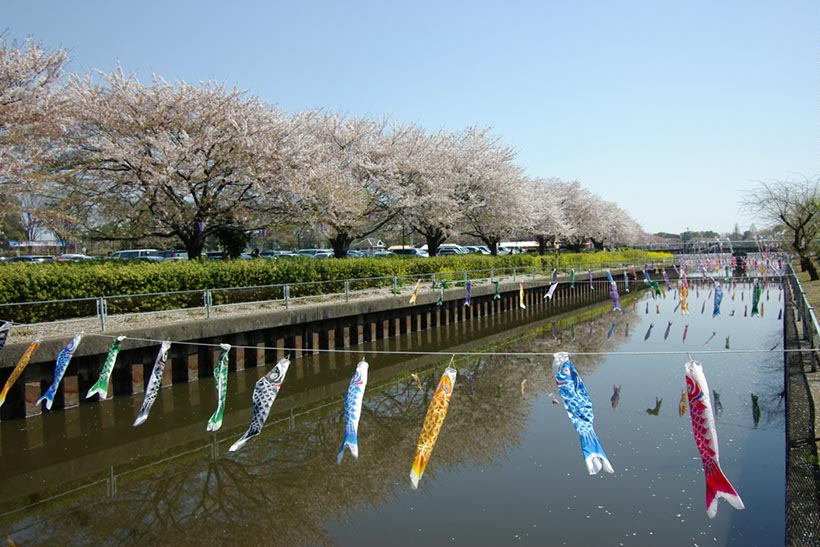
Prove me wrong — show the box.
[4,0,818,235]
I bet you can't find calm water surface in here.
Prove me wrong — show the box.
[0,281,785,545]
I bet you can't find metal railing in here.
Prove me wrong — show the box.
[787,263,820,372]
[0,259,672,331]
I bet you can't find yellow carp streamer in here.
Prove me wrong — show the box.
[679,280,690,315]
[410,366,457,489]
[0,340,40,408]
[519,284,526,309]
[409,280,422,304]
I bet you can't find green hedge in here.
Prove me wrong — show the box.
[0,251,672,323]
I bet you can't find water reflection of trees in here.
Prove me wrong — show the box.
[13,304,637,545]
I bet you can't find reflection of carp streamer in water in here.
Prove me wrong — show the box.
[751,393,761,428]
[610,385,621,410]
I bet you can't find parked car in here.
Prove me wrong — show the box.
[109,249,163,261]
[7,255,55,263]
[390,247,429,257]
[205,251,225,260]
[260,250,299,258]
[313,251,335,258]
[56,254,97,262]
[160,250,188,260]
[464,245,491,255]
[296,248,332,257]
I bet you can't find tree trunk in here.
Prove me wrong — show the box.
[479,235,500,256]
[424,226,447,258]
[536,236,547,256]
[800,255,820,281]
[178,229,205,259]
[329,232,352,258]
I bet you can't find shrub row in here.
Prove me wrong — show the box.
[0,251,672,323]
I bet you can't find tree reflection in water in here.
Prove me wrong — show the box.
[7,303,657,545]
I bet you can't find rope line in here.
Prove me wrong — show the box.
[63,331,803,358]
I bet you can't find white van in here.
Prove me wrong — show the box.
[109,249,163,261]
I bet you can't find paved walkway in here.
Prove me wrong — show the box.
[785,280,820,545]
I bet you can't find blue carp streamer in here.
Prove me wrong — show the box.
[37,334,83,411]
[338,359,369,463]
[553,352,614,475]
[713,284,724,317]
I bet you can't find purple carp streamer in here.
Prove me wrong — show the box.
[663,270,671,291]
[207,344,231,432]
[86,336,126,400]
[545,280,559,300]
[553,352,614,475]
[37,334,83,411]
[338,359,369,463]
[588,269,594,290]
[229,358,291,452]
[605,270,621,312]
[624,271,629,292]
[0,339,40,408]
[464,281,472,307]
[410,366,457,489]
[0,321,9,351]
[133,341,172,427]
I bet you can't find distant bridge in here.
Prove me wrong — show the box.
[629,240,782,254]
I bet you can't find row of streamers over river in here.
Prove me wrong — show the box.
[0,253,788,544]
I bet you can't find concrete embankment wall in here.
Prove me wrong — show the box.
[0,272,629,420]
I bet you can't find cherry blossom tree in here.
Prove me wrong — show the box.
[453,128,524,255]
[393,127,461,257]
[0,36,69,226]
[53,68,296,258]
[520,177,568,255]
[284,113,405,258]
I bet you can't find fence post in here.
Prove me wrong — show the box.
[431,273,436,288]
[97,297,107,332]
[345,280,350,302]
[284,285,290,310]
[490,269,494,283]
[393,276,398,295]
[204,289,212,319]
[107,465,116,497]
[463,271,468,285]
[513,268,517,281]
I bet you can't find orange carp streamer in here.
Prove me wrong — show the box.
[410,366,457,489]
[0,340,40,407]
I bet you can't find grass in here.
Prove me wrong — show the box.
[795,266,820,310]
